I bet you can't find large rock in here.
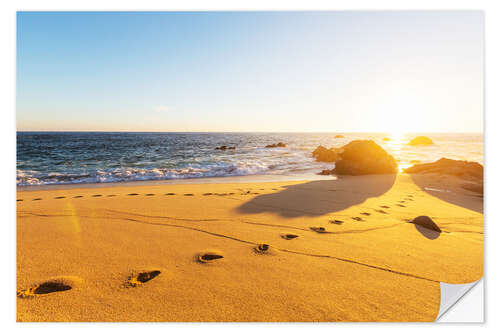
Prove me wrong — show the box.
[408,136,434,145]
[312,146,341,162]
[404,158,483,181]
[332,140,398,175]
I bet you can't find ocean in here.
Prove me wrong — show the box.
[16,132,483,186]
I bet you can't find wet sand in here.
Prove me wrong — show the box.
[16,173,483,321]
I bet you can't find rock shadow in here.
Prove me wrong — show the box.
[408,174,483,213]
[237,174,396,218]
[414,224,440,240]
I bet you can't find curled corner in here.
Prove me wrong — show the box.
[435,278,483,321]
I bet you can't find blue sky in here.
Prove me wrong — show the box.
[17,11,483,132]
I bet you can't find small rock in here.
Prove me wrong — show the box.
[408,136,434,145]
[265,142,286,148]
[318,168,335,175]
[410,216,441,232]
[312,145,341,162]
[216,145,235,150]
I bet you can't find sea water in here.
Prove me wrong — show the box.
[16,132,483,186]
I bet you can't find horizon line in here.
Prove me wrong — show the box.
[16,130,484,134]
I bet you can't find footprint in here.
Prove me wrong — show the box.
[259,188,265,191]
[17,199,23,202]
[352,217,364,221]
[197,251,224,263]
[17,276,80,298]
[107,194,116,197]
[184,193,194,196]
[329,219,344,225]
[125,270,161,287]
[280,233,299,240]
[128,193,139,196]
[253,243,275,255]
[73,195,83,199]
[398,201,406,203]
[360,212,371,216]
[165,193,176,196]
[145,194,155,196]
[92,194,102,197]
[396,204,406,207]
[229,193,235,195]
[375,209,388,214]
[203,193,213,196]
[380,205,390,209]
[406,198,414,201]
[33,198,42,201]
[54,196,66,199]
[407,194,414,197]
[310,226,330,233]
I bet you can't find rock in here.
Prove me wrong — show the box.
[215,145,235,150]
[334,135,345,138]
[312,146,341,162]
[408,136,434,145]
[410,216,441,232]
[332,140,398,175]
[404,158,483,181]
[265,142,286,148]
[318,168,335,175]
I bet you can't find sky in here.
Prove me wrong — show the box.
[16,11,483,133]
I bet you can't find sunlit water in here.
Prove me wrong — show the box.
[16,132,483,186]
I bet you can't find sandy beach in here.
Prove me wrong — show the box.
[16,173,483,322]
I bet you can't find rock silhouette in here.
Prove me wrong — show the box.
[408,136,434,145]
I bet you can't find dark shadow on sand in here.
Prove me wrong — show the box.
[414,224,440,240]
[237,174,396,218]
[408,174,483,214]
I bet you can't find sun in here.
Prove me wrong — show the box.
[389,131,406,143]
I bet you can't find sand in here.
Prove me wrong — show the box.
[16,173,483,322]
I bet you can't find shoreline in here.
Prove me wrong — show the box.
[16,172,336,192]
